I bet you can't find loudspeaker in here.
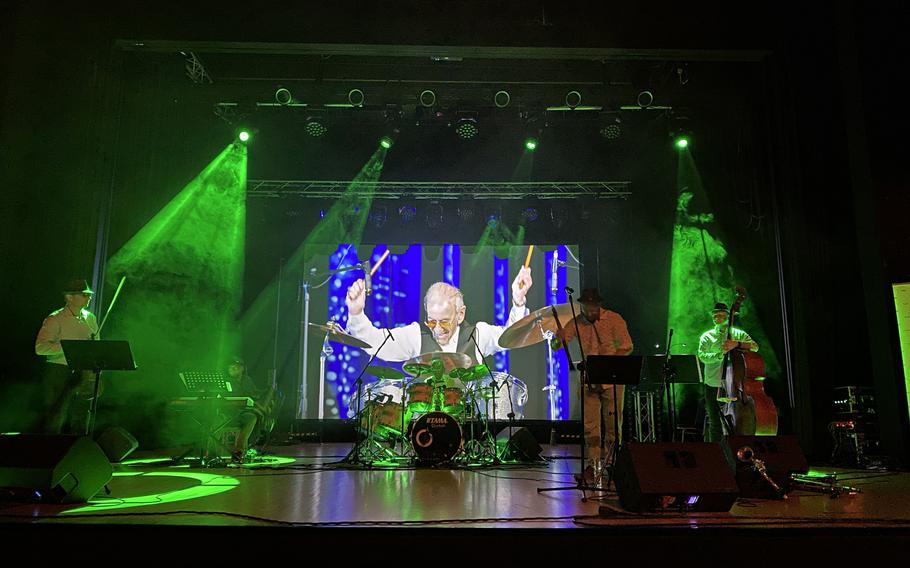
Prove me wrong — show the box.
[614,442,739,512]
[0,434,113,503]
[725,435,809,498]
[495,427,542,462]
[95,426,139,463]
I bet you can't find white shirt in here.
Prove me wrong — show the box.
[346,304,529,363]
[35,307,100,366]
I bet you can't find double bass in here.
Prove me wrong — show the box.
[721,287,778,436]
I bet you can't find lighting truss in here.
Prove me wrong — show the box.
[246,180,632,200]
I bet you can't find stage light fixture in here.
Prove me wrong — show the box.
[675,136,690,149]
[398,204,417,222]
[348,89,365,107]
[484,203,502,225]
[565,91,582,109]
[456,199,475,222]
[275,87,292,105]
[521,207,539,223]
[524,138,538,151]
[600,113,623,140]
[494,90,511,108]
[419,90,437,107]
[237,130,251,142]
[549,203,569,229]
[455,118,479,140]
[379,128,400,149]
[369,206,388,228]
[305,116,328,138]
[637,90,654,108]
[425,202,444,229]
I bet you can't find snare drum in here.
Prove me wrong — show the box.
[410,411,463,464]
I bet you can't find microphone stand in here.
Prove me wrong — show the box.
[84,276,125,435]
[342,329,395,467]
[662,328,679,441]
[468,328,503,465]
[538,286,599,497]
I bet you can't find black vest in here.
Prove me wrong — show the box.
[419,322,478,365]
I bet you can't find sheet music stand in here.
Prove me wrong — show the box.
[179,371,232,395]
[641,355,701,441]
[582,355,644,489]
[61,340,136,436]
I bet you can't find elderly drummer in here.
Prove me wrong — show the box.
[345,267,532,365]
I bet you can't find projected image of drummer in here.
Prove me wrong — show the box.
[344,267,532,364]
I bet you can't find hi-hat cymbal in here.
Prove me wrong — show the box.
[309,322,372,350]
[497,303,576,349]
[402,351,472,376]
[366,365,405,381]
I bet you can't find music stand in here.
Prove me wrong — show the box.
[61,340,136,436]
[179,371,232,395]
[641,355,701,441]
[583,355,644,489]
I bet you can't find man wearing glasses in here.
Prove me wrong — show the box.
[35,279,100,433]
[344,267,533,365]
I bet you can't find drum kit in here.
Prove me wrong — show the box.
[329,303,572,467]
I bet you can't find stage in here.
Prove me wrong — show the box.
[2,442,908,557]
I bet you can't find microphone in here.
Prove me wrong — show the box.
[363,260,372,296]
[386,329,395,342]
[564,286,574,295]
[551,254,558,296]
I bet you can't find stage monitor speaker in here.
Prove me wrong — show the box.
[95,426,139,463]
[0,434,113,503]
[614,442,739,512]
[495,427,542,462]
[725,435,809,498]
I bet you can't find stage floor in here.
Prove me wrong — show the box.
[2,442,909,557]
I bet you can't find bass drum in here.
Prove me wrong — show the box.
[410,412,463,464]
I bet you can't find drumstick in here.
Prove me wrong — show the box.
[370,249,391,276]
[519,245,534,289]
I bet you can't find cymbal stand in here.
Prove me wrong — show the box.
[467,329,503,464]
[342,329,394,466]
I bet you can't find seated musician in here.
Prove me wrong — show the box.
[344,267,533,366]
[226,358,277,462]
[696,303,758,442]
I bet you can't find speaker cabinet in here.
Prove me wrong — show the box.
[614,442,739,512]
[495,427,542,462]
[0,434,113,503]
[95,426,139,463]
[725,435,809,498]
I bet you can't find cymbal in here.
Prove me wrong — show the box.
[402,351,472,376]
[497,303,576,349]
[366,365,405,381]
[449,364,490,382]
[308,322,372,350]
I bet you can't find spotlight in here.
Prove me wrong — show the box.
[456,200,475,222]
[455,118,479,140]
[398,204,417,222]
[237,130,251,142]
[379,128,399,149]
[637,90,654,108]
[494,90,511,108]
[675,136,690,149]
[369,206,388,228]
[275,87,292,105]
[524,138,538,151]
[600,113,622,140]
[425,202,444,229]
[348,89,365,107]
[565,91,582,109]
[670,111,693,150]
[419,90,437,107]
[484,203,502,225]
[521,207,539,223]
[305,116,328,138]
[549,204,569,229]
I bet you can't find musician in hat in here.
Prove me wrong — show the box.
[553,288,633,484]
[225,357,278,463]
[34,279,100,433]
[696,302,758,442]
